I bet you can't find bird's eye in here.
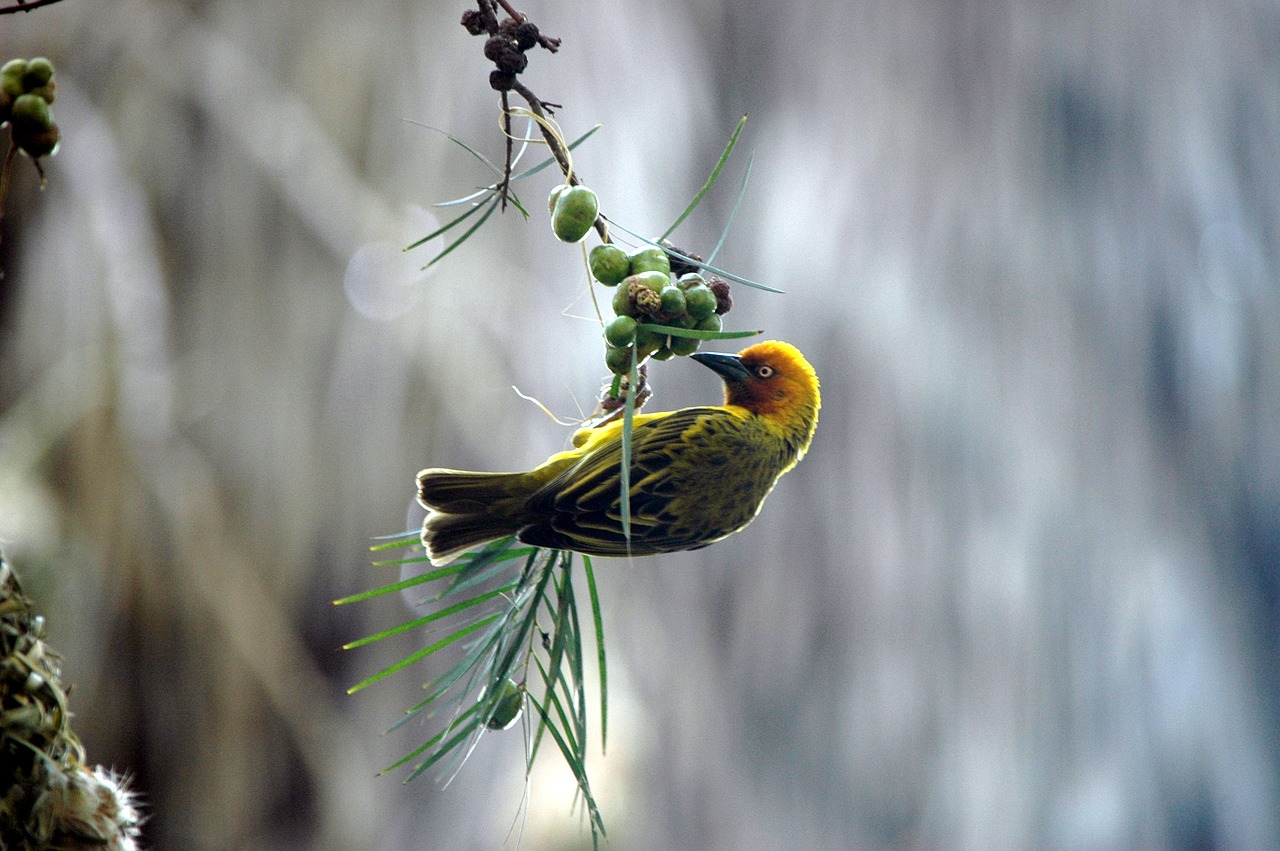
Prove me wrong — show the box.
[755,365,774,379]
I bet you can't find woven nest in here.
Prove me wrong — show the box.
[0,555,141,851]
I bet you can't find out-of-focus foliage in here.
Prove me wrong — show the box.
[0,1,1276,848]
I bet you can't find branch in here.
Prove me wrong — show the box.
[0,0,70,15]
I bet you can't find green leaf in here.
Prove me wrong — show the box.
[419,196,502,271]
[605,220,784,293]
[346,614,500,694]
[333,562,466,606]
[405,195,493,251]
[639,324,763,341]
[661,115,748,241]
[707,149,755,266]
[342,583,518,649]
[511,124,603,180]
[582,555,608,753]
[380,701,482,776]
[527,690,606,847]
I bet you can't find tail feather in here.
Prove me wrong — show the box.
[417,468,532,565]
[422,510,522,565]
[416,468,527,513]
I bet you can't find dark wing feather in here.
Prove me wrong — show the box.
[521,406,736,555]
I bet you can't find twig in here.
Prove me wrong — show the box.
[0,0,69,14]
[499,91,513,210]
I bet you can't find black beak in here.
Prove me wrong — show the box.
[691,351,752,383]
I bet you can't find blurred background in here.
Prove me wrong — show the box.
[0,0,1277,848]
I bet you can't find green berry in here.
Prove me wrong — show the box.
[589,244,630,286]
[604,315,638,347]
[634,324,662,358]
[659,286,686,316]
[23,57,53,90]
[547,183,568,215]
[677,272,707,291]
[625,270,670,294]
[695,313,723,333]
[551,185,599,243]
[11,93,50,133]
[485,678,524,731]
[628,246,670,276]
[604,344,635,375]
[684,284,718,320]
[1,59,26,99]
[29,82,54,105]
[650,345,675,361]
[670,333,700,357]
[18,122,58,158]
[611,282,636,317]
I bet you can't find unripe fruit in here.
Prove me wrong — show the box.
[11,93,50,133]
[624,270,670,294]
[659,286,686,316]
[695,313,723,333]
[684,284,718,320]
[632,286,662,316]
[604,344,635,375]
[23,57,53,90]
[628,246,670,276]
[0,59,26,99]
[634,324,662,358]
[589,244,629,285]
[650,345,675,361]
[18,121,58,158]
[485,678,524,731]
[29,81,54,105]
[551,185,599,243]
[612,282,636,317]
[547,183,568,215]
[604,315,638,347]
[670,333,701,357]
[677,272,707,291]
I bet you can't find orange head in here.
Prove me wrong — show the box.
[691,340,821,423]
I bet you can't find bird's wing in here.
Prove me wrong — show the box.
[523,406,739,553]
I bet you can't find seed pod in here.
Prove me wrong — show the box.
[23,57,53,90]
[677,272,707,291]
[659,286,686,316]
[612,282,636,317]
[589,243,630,285]
[485,678,524,730]
[489,69,516,91]
[515,21,540,50]
[1,59,27,99]
[623,270,670,294]
[604,315,638,347]
[670,333,700,357]
[10,93,51,134]
[634,324,662,358]
[628,246,670,276]
[695,313,723,333]
[17,121,58,158]
[551,185,599,243]
[684,284,718,320]
[709,276,733,315]
[632,285,663,316]
[604,344,635,376]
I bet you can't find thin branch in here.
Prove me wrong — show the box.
[499,90,513,210]
[0,0,69,14]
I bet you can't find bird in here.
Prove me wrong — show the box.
[416,340,820,565]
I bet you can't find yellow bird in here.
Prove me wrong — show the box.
[417,340,820,565]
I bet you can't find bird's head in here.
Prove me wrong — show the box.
[692,340,821,425]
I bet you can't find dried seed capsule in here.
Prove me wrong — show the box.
[683,284,718,320]
[589,244,630,285]
[515,21,540,50]
[659,286,686,316]
[604,315,638,347]
[489,69,516,91]
[485,678,524,730]
[604,343,635,375]
[551,185,599,243]
[709,276,733,315]
[628,246,671,276]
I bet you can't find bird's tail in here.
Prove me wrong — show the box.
[417,468,530,565]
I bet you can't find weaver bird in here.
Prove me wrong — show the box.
[417,340,820,565]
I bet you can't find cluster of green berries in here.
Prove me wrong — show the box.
[591,242,733,373]
[0,58,58,159]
